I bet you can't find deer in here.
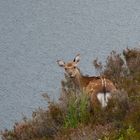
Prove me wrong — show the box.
[57,54,117,108]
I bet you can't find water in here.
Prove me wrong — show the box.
[0,0,140,130]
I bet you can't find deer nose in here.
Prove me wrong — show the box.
[69,72,74,77]
[69,72,73,76]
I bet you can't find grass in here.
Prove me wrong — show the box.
[63,91,90,128]
[1,47,140,140]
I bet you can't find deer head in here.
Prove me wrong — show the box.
[57,54,80,78]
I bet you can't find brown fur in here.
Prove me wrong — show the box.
[57,55,117,107]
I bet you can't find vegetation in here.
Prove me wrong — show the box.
[1,47,140,140]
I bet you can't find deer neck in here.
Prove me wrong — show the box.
[73,69,85,90]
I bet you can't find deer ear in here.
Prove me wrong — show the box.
[57,60,65,67]
[73,54,80,64]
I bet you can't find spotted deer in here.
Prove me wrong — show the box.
[57,54,117,108]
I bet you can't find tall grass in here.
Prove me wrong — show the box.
[64,92,90,128]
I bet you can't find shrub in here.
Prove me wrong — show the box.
[1,47,140,140]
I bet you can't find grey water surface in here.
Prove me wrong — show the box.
[0,0,140,130]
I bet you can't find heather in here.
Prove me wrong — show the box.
[1,47,140,140]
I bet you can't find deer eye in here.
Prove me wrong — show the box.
[73,66,76,69]
[65,68,68,70]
